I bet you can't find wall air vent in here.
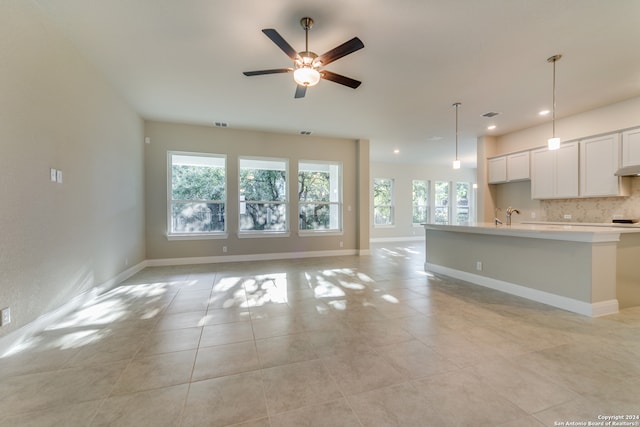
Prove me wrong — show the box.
[214,121,229,128]
[299,130,312,135]
[482,112,500,118]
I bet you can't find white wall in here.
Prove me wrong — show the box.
[370,162,477,240]
[144,121,368,260]
[0,2,145,338]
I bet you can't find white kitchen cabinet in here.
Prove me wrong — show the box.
[506,151,530,181]
[580,133,628,197]
[531,142,579,199]
[488,156,507,183]
[488,151,529,184]
[621,127,640,167]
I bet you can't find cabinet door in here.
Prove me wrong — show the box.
[580,134,620,197]
[488,156,507,183]
[531,148,555,199]
[555,142,579,198]
[621,128,640,167]
[507,151,530,181]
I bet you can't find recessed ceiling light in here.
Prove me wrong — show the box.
[393,149,400,154]
[299,130,312,135]
[487,125,497,130]
[214,121,229,127]
[539,110,550,116]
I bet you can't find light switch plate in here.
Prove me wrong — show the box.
[56,170,63,183]
[50,168,57,182]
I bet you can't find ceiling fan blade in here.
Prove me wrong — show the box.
[320,70,361,89]
[294,85,307,98]
[243,68,292,76]
[317,37,364,66]
[262,29,300,61]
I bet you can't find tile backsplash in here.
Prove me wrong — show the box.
[541,177,640,222]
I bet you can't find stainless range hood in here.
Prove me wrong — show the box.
[615,165,640,176]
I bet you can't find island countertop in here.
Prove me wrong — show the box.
[424,221,640,243]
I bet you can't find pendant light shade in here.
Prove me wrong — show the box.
[452,102,461,169]
[547,54,562,150]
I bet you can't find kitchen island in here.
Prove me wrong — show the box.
[424,222,640,317]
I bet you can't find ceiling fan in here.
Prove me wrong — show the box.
[243,17,364,98]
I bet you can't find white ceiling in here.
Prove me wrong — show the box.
[34,0,640,168]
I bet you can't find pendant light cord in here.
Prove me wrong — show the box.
[453,102,461,161]
[548,54,562,138]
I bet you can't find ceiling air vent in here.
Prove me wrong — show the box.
[214,121,229,128]
[481,112,500,118]
[299,130,312,135]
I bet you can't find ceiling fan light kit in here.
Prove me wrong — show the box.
[243,17,364,98]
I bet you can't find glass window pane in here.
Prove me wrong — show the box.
[240,203,287,231]
[298,161,342,231]
[171,202,225,233]
[435,181,449,224]
[299,204,332,230]
[456,182,470,224]
[169,152,226,235]
[373,178,394,226]
[412,180,429,224]
[374,206,393,225]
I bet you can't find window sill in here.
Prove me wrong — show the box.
[298,230,344,237]
[374,224,396,228]
[237,231,291,239]
[167,233,228,241]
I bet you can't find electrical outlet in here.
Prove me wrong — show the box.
[222,246,227,253]
[613,214,623,220]
[476,261,483,271]
[1,307,11,326]
[563,214,572,220]
[530,212,536,219]
[339,241,344,248]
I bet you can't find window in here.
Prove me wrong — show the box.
[455,182,471,224]
[373,178,394,226]
[298,161,342,232]
[168,152,226,236]
[412,180,430,225]
[434,181,449,224]
[239,157,288,233]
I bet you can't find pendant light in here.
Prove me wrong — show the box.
[547,54,562,150]
[452,102,461,169]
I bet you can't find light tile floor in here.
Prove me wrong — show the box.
[1,242,639,426]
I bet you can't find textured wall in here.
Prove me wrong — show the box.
[0,2,145,338]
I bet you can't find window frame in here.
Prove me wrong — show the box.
[411,179,430,226]
[298,160,343,236]
[167,151,227,240]
[238,156,290,238]
[373,177,395,227]
[433,180,450,225]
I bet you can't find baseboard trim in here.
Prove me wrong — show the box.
[0,260,147,357]
[370,236,425,243]
[146,249,358,267]
[425,263,619,317]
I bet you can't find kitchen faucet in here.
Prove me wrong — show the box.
[506,207,520,225]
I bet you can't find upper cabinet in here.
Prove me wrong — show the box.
[506,151,530,181]
[487,156,507,183]
[488,151,529,184]
[580,133,628,197]
[621,128,640,167]
[531,142,579,199]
